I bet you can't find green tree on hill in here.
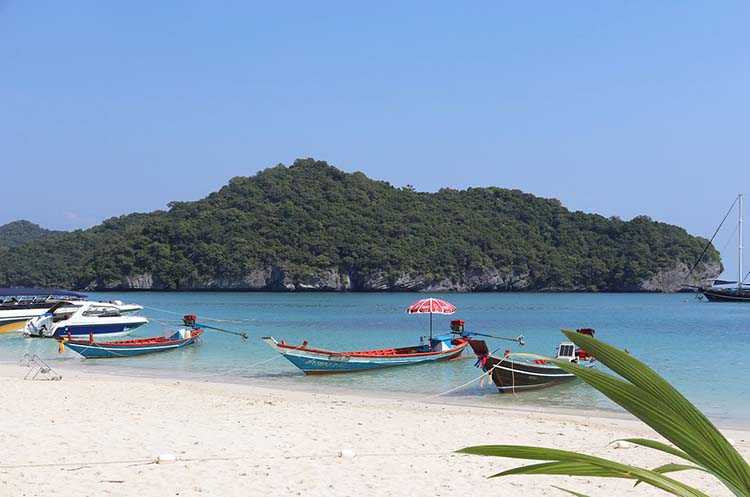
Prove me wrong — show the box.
[0,159,721,291]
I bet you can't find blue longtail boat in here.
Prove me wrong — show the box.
[59,314,203,359]
[262,335,468,374]
[262,297,471,374]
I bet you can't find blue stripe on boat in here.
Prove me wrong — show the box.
[52,321,147,339]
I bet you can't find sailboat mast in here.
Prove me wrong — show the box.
[740,193,743,290]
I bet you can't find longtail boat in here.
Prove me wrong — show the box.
[468,328,597,393]
[262,334,468,374]
[59,314,203,359]
[263,297,473,374]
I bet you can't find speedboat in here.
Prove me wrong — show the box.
[0,288,86,333]
[23,301,148,339]
[109,300,143,314]
[0,288,144,334]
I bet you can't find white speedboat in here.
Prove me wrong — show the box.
[0,288,86,334]
[111,300,143,314]
[91,299,144,315]
[24,301,149,339]
[0,288,145,334]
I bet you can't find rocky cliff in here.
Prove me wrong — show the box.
[96,261,720,293]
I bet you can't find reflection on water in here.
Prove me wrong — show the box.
[1,292,748,426]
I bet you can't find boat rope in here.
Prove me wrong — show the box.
[0,450,456,471]
[720,223,739,256]
[187,340,320,379]
[683,194,739,287]
[182,355,283,380]
[141,305,251,324]
[418,356,507,400]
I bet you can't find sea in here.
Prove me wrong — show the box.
[1,292,748,427]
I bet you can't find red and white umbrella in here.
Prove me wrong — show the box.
[406,298,456,338]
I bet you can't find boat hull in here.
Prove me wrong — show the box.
[44,318,149,339]
[469,339,594,393]
[63,330,202,358]
[0,308,62,333]
[0,319,29,334]
[263,337,468,374]
[480,354,589,392]
[702,288,750,302]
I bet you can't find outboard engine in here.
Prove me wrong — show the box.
[183,314,197,327]
[24,312,54,337]
[450,319,465,333]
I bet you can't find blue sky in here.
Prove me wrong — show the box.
[1,1,748,275]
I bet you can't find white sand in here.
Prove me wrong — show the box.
[0,363,746,497]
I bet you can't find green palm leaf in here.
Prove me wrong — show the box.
[495,461,627,478]
[616,438,694,463]
[459,445,711,497]
[556,330,750,494]
[509,352,729,484]
[633,464,706,488]
[459,332,750,496]
[651,463,705,475]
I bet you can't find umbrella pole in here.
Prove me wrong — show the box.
[429,312,433,340]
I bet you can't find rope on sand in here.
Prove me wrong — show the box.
[0,450,456,470]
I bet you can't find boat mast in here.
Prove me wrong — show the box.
[740,193,744,290]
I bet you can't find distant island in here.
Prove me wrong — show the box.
[0,158,721,292]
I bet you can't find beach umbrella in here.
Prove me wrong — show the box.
[406,298,457,339]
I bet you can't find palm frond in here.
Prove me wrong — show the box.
[460,445,711,497]
[458,332,750,497]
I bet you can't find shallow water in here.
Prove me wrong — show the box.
[2,292,748,426]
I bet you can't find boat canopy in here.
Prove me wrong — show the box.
[0,288,87,298]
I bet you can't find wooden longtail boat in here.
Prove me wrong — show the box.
[263,297,469,374]
[468,328,597,393]
[262,335,468,374]
[60,329,203,358]
[59,314,205,359]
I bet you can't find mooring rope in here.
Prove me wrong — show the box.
[418,356,507,400]
[0,450,455,471]
[184,355,283,380]
[141,305,251,324]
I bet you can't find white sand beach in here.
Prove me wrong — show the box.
[1,363,746,497]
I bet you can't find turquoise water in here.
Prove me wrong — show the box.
[2,292,748,426]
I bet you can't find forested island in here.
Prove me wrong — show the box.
[0,159,721,292]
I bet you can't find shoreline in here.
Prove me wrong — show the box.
[2,362,747,496]
[6,356,748,431]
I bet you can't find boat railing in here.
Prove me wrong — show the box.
[20,353,62,381]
